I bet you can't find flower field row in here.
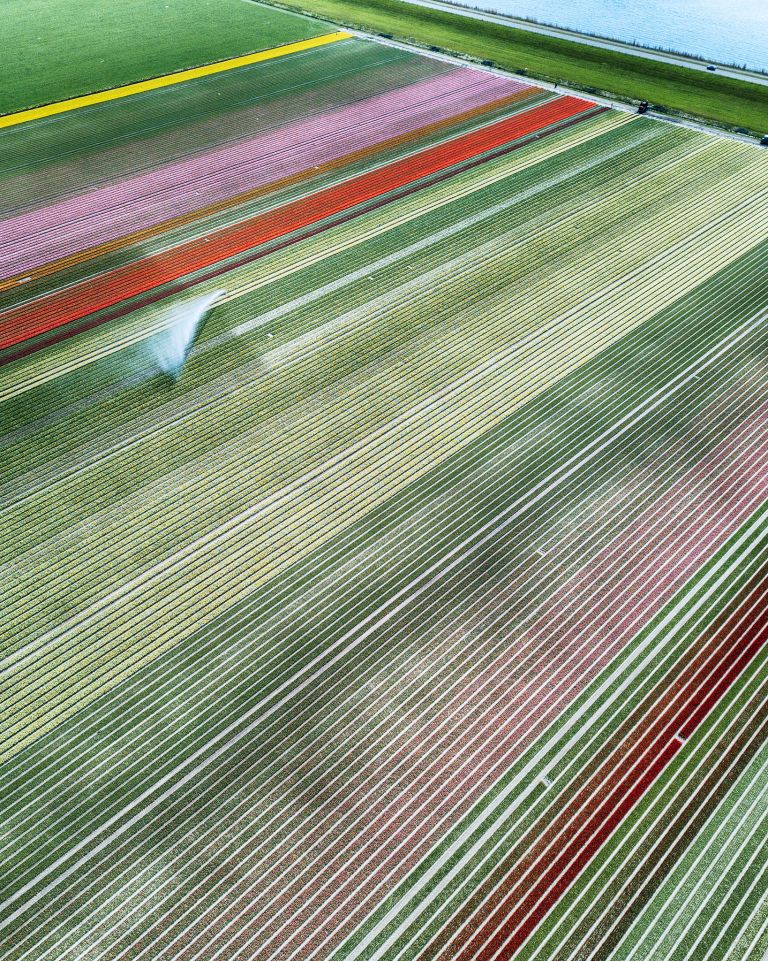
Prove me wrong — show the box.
[2,20,768,961]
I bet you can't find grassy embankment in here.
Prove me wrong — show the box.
[272,0,768,136]
[0,0,329,115]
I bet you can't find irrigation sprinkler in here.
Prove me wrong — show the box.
[151,290,226,383]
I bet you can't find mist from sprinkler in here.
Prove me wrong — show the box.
[150,290,225,382]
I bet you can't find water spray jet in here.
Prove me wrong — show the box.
[150,289,226,383]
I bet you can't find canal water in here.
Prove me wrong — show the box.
[458,0,768,72]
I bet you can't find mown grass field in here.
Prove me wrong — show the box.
[273,0,768,134]
[0,0,330,114]
[2,5,768,961]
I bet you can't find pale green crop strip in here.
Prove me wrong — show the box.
[1,137,768,764]
[614,741,768,959]
[3,86,768,959]
[3,236,764,956]
[4,238,760,848]
[6,268,768,960]
[722,873,768,961]
[3,144,764,704]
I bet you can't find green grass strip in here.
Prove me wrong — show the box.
[272,0,768,135]
[0,0,332,116]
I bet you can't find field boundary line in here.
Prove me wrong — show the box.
[0,32,352,130]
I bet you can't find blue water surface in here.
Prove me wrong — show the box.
[458,0,768,72]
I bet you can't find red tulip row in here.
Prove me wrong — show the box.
[0,95,598,355]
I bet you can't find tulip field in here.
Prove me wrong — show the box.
[1,8,768,961]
